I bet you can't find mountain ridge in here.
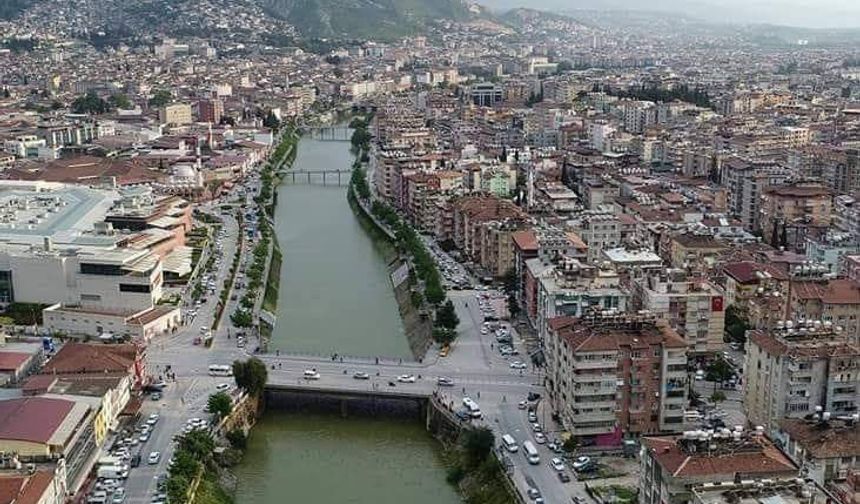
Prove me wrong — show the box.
[258,0,473,39]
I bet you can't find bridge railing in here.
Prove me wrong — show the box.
[266,349,421,366]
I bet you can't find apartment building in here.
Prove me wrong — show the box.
[468,82,503,107]
[775,417,860,486]
[450,195,528,277]
[639,432,800,504]
[197,98,224,124]
[721,158,792,231]
[789,278,860,344]
[545,314,688,445]
[158,103,193,126]
[567,211,621,262]
[636,270,726,354]
[744,324,860,433]
[533,258,629,343]
[760,183,833,252]
[623,100,657,134]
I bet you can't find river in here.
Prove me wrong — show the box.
[236,135,461,504]
[269,135,410,359]
[235,412,461,504]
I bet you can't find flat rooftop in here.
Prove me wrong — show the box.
[0,181,118,246]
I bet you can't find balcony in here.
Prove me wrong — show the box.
[572,410,617,423]
[573,359,617,370]
[573,398,617,409]
[573,385,617,396]
[572,372,617,384]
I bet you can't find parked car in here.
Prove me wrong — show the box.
[572,456,592,470]
[353,372,370,380]
[397,374,416,383]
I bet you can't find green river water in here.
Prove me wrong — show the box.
[235,135,461,504]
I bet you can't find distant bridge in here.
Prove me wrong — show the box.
[279,169,351,186]
[303,125,352,142]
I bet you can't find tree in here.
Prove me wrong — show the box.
[432,327,456,345]
[207,392,232,420]
[71,91,108,114]
[710,390,727,404]
[232,358,268,396]
[263,110,280,130]
[169,450,199,479]
[424,281,445,305]
[562,436,578,453]
[706,358,734,383]
[108,93,132,110]
[226,429,247,450]
[725,305,750,344]
[230,308,253,328]
[435,299,459,330]
[176,430,215,460]
[461,427,494,468]
[149,89,172,107]
[166,474,190,504]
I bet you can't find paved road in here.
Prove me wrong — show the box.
[117,170,579,503]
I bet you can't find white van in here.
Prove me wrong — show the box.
[502,434,518,453]
[462,397,482,418]
[522,440,540,464]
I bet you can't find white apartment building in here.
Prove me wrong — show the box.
[636,270,726,354]
[744,325,860,434]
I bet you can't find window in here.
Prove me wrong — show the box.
[81,263,124,276]
[119,283,151,293]
[80,294,101,302]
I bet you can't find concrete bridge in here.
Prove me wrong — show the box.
[304,125,352,142]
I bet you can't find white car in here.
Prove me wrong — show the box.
[147,452,160,465]
[572,456,592,470]
[534,432,546,444]
[550,457,566,472]
[303,370,321,380]
[215,383,230,392]
[510,361,527,370]
[397,374,416,383]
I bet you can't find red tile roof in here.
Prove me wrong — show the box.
[550,317,687,352]
[0,397,74,444]
[792,279,860,304]
[511,230,538,252]
[42,343,137,375]
[643,435,797,479]
[0,472,54,504]
[778,419,860,459]
[0,352,31,372]
[723,261,789,283]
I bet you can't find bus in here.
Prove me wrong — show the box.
[462,397,482,418]
[208,364,233,377]
[522,441,540,465]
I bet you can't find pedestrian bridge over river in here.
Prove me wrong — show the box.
[278,169,351,186]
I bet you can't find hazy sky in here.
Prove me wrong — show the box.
[478,0,860,29]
